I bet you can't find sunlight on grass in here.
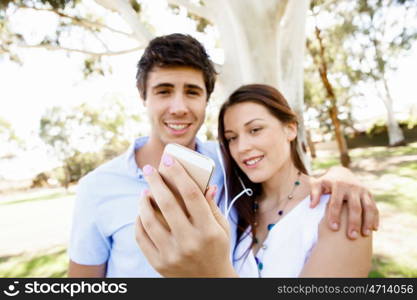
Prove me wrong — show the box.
[0,247,68,278]
[312,156,340,171]
[370,255,417,278]
[314,143,417,278]
[0,143,415,279]
[349,142,417,159]
[1,191,74,206]
[373,175,417,214]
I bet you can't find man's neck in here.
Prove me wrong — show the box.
[135,136,197,170]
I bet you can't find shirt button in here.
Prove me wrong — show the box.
[262,244,268,250]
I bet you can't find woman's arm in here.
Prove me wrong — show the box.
[299,203,372,277]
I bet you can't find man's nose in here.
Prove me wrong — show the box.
[169,92,188,116]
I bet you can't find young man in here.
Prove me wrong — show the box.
[68,33,378,277]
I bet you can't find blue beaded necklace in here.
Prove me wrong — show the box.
[252,171,301,274]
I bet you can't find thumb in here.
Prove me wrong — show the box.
[205,185,230,235]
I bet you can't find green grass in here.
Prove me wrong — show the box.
[1,191,74,206]
[0,247,68,278]
[0,143,415,278]
[2,247,415,278]
[312,142,417,171]
[370,255,417,278]
[313,143,417,278]
[374,182,417,215]
[349,142,417,159]
[312,156,340,170]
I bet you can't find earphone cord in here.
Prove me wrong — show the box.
[216,145,253,218]
[225,186,253,218]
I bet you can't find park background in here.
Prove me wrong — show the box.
[0,0,416,277]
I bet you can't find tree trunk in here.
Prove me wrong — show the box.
[207,0,310,164]
[306,129,317,159]
[382,77,405,146]
[93,0,311,161]
[329,106,351,167]
[312,26,351,167]
[63,164,71,190]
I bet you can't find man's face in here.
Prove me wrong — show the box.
[144,66,207,149]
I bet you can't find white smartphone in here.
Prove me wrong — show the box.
[159,143,215,193]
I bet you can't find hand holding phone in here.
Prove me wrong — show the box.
[159,143,215,193]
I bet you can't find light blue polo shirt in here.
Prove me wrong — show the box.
[69,136,236,277]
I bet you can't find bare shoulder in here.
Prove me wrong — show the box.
[300,203,372,277]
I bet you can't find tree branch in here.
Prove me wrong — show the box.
[18,6,134,39]
[19,44,142,57]
[166,0,214,22]
[94,0,154,46]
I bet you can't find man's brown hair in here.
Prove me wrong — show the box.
[136,33,217,100]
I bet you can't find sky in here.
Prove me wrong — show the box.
[0,0,223,180]
[0,0,416,180]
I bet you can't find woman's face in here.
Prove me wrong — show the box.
[223,101,297,183]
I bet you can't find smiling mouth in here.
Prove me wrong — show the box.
[165,122,191,134]
[243,155,264,167]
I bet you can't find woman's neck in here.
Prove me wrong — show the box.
[260,160,301,206]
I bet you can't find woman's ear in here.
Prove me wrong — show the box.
[285,123,297,142]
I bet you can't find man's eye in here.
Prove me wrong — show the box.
[157,90,170,95]
[187,90,200,96]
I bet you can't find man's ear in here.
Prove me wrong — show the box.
[138,87,146,106]
[285,123,297,142]
[140,92,147,107]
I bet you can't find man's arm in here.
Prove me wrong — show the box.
[68,261,106,278]
[310,166,379,239]
[67,177,110,278]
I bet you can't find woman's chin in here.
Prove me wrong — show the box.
[246,173,267,184]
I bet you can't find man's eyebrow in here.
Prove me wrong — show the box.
[151,83,174,89]
[185,84,204,91]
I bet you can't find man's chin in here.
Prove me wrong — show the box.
[163,135,196,149]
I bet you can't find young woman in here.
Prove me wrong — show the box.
[217,84,372,277]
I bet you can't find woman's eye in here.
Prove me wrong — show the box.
[226,136,236,143]
[250,127,262,134]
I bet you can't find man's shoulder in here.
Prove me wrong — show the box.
[199,140,220,159]
[78,151,130,188]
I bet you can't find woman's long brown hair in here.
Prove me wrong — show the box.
[217,84,308,261]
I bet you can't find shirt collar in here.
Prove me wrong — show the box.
[123,136,204,179]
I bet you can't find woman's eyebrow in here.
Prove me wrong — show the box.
[224,118,264,134]
[244,118,264,126]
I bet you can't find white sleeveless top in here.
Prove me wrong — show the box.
[233,194,330,277]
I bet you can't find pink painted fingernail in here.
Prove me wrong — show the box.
[350,230,358,239]
[331,222,339,230]
[211,186,218,198]
[143,165,153,176]
[162,154,174,167]
[141,189,149,197]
